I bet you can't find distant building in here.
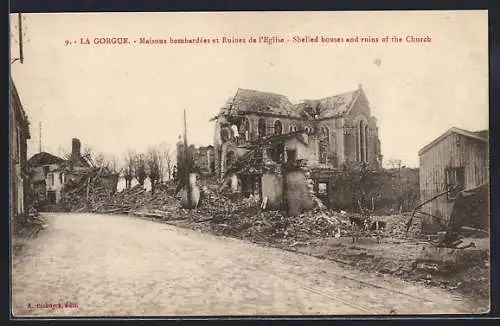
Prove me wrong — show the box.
[28,138,91,206]
[176,142,215,178]
[10,78,31,217]
[418,127,488,232]
[28,152,67,205]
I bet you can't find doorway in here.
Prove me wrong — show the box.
[47,191,57,204]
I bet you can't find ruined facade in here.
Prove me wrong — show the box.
[210,86,383,213]
[212,86,383,181]
[28,152,67,205]
[27,138,100,206]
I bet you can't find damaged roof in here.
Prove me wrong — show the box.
[230,88,297,117]
[294,88,362,119]
[224,131,309,177]
[226,148,264,176]
[28,152,65,167]
[214,86,365,121]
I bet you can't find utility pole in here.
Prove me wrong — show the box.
[18,13,24,64]
[10,13,24,65]
[183,109,192,208]
[39,121,42,153]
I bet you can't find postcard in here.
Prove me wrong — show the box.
[10,11,489,317]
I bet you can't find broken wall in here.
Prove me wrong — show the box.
[285,170,314,216]
[284,135,319,167]
[220,142,250,177]
[261,172,283,209]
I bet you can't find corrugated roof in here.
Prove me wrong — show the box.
[418,127,488,156]
[473,130,489,140]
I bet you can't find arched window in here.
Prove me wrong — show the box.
[359,121,365,162]
[319,126,330,164]
[274,120,282,135]
[258,118,266,137]
[244,119,250,141]
[239,119,251,141]
[289,124,297,133]
[364,124,369,161]
[356,119,369,163]
[305,126,312,134]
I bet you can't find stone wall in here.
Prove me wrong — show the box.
[261,172,283,209]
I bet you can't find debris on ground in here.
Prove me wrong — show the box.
[59,177,488,305]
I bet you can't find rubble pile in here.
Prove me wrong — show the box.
[303,168,327,211]
[96,185,146,213]
[366,214,423,239]
[206,202,354,243]
[62,172,100,212]
[64,174,421,244]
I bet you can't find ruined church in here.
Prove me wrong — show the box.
[212,85,382,188]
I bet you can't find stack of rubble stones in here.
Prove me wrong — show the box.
[301,165,327,211]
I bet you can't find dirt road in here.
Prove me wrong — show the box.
[11,213,479,316]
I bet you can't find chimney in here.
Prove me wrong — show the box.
[71,138,81,165]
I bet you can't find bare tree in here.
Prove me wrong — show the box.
[146,146,164,194]
[94,152,106,169]
[105,155,118,173]
[58,146,71,161]
[158,142,174,181]
[80,146,117,173]
[134,153,147,186]
[123,149,136,189]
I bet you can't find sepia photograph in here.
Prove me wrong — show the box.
[10,11,489,317]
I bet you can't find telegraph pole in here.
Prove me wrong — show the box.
[183,109,192,208]
[39,122,42,153]
[18,13,24,64]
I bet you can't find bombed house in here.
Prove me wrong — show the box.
[28,138,119,210]
[210,85,383,213]
[27,152,67,206]
[28,138,92,207]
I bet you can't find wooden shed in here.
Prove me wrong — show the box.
[418,127,488,232]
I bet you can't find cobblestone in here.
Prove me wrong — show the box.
[12,213,480,317]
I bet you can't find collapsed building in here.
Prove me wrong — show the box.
[27,138,119,211]
[210,85,383,215]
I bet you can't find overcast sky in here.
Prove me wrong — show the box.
[10,11,488,168]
